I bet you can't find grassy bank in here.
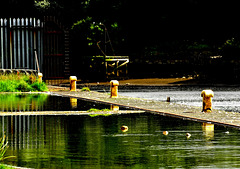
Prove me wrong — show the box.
[0,74,48,92]
[0,164,13,169]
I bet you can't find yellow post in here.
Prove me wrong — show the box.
[69,76,77,92]
[110,80,119,98]
[38,73,43,82]
[201,90,214,112]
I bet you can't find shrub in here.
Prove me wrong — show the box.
[31,82,48,92]
[0,80,17,92]
[0,74,48,92]
[16,80,32,92]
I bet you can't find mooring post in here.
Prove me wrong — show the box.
[38,72,43,82]
[110,80,119,98]
[69,76,77,92]
[201,90,214,112]
[167,97,170,102]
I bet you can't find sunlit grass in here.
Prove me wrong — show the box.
[0,74,48,92]
[81,87,90,91]
[0,164,13,169]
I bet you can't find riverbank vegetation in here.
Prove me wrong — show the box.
[0,164,13,169]
[0,74,48,92]
[0,135,15,169]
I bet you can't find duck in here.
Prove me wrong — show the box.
[186,133,191,138]
[121,126,128,132]
[163,131,169,136]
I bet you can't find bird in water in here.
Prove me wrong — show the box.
[186,133,191,138]
[121,126,128,132]
[163,131,169,136]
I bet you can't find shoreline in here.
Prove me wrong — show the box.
[56,78,240,89]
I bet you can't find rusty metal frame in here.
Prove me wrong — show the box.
[105,56,129,77]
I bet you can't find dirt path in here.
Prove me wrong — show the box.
[72,78,196,87]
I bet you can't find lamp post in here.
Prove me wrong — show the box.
[99,22,108,78]
[99,22,107,56]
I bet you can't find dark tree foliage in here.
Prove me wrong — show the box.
[2,0,240,81]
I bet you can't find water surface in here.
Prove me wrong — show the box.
[1,113,240,169]
[0,93,109,112]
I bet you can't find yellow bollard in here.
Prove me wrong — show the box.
[110,80,119,98]
[167,97,170,102]
[69,76,77,92]
[38,73,43,83]
[201,90,214,112]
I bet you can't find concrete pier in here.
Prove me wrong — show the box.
[50,88,240,129]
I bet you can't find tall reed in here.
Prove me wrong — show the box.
[0,135,14,161]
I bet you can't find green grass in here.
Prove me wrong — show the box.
[87,108,111,112]
[0,74,48,92]
[81,87,90,91]
[89,113,112,117]
[0,164,13,169]
[87,108,112,117]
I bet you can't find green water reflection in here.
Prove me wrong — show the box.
[1,113,240,168]
[0,93,48,112]
[0,94,110,112]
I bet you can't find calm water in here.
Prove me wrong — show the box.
[1,113,240,169]
[118,86,240,112]
[1,87,240,169]
[0,93,110,112]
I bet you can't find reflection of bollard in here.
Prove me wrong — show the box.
[201,90,214,112]
[70,98,78,109]
[110,105,119,111]
[110,80,119,98]
[202,123,214,140]
[38,73,43,83]
[70,76,77,92]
